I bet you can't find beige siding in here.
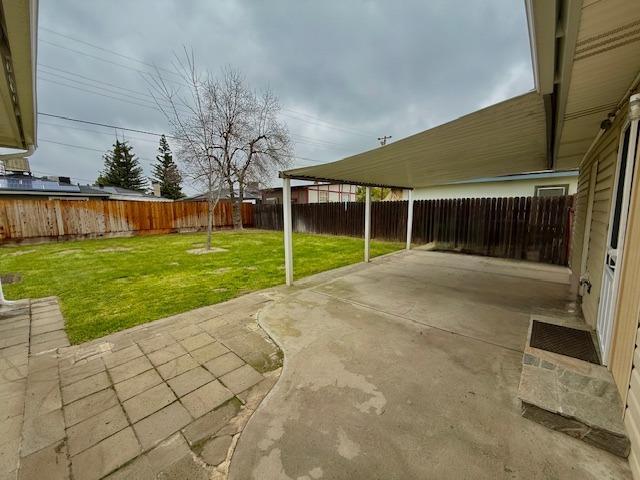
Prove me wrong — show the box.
[571,120,622,327]
[573,103,640,478]
[612,122,640,480]
[410,176,578,200]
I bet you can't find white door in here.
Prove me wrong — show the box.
[598,120,639,364]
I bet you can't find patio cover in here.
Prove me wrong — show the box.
[282,91,548,189]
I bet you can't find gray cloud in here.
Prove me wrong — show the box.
[31,0,533,192]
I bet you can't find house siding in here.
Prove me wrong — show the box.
[571,99,640,478]
[570,118,622,328]
[409,176,578,201]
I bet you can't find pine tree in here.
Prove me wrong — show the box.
[97,140,147,192]
[151,135,183,199]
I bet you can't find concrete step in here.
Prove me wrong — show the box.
[517,315,630,458]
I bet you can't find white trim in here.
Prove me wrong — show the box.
[406,189,413,250]
[525,0,540,93]
[283,177,293,286]
[364,186,371,263]
[598,118,639,364]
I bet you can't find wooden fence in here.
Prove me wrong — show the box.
[0,196,574,265]
[254,196,574,265]
[0,199,253,243]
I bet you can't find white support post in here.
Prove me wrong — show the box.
[282,177,294,286]
[406,189,414,250]
[0,279,15,306]
[364,186,371,262]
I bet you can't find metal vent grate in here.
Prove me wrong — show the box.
[530,320,600,365]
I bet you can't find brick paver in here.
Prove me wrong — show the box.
[113,369,163,402]
[180,380,234,418]
[71,427,141,480]
[123,383,176,423]
[219,364,264,395]
[166,366,214,397]
[204,351,245,377]
[4,292,282,479]
[133,402,192,450]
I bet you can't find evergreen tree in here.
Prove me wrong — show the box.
[97,140,147,192]
[151,135,183,199]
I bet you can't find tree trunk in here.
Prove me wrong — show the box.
[236,183,245,231]
[206,195,213,250]
[229,180,242,230]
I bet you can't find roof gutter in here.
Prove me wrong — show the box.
[280,172,412,190]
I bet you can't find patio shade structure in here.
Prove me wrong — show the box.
[279,91,552,285]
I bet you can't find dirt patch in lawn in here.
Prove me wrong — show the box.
[96,247,133,253]
[213,267,233,274]
[187,247,228,255]
[0,273,22,284]
[55,249,82,256]
[4,249,36,257]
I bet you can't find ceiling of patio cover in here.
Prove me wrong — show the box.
[283,91,548,189]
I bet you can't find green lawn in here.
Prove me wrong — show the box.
[0,231,402,344]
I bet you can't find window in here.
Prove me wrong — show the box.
[318,190,329,203]
[534,184,569,197]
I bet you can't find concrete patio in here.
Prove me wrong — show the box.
[0,249,632,479]
[230,250,631,479]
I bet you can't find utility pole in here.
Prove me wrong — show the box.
[377,135,392,146]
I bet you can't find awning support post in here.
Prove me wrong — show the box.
[406,189,414,250]
[283,177,294,286]
[364,186,371,262]
[0,279,15,306]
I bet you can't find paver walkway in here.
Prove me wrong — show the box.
[0,292,282,480]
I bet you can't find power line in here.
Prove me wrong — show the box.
[39,138,156,165]
[41,118,346,151]
[38,113,175,138]
[39,121,161,144]
[39,32,376,138]
[39,77,162,112]
[39,39,167,81]
[38,68,363,148]
[40,27,180,78]
[40,136,325,168]
[39,63,165,101]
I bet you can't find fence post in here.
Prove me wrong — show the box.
[406,189,414,250]
[283,178,294,286]
[364,186,371,262]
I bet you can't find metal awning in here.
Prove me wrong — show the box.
[282,92,548,189]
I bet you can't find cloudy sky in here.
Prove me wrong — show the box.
[31,0,533,194]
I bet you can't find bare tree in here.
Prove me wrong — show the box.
[148,50,226,250]
[232,87,292,229]
[149,52,292,233]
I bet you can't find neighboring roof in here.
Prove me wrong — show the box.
[187,186,262,201]
[262,182,346,193]
[91,184,172,201]
[283,92,548,189]
[0,176,171,201]
[0,0,38,151]
[0,175,108,197]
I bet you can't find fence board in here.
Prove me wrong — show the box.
[254,196,574,265]
[0,199,252,243]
